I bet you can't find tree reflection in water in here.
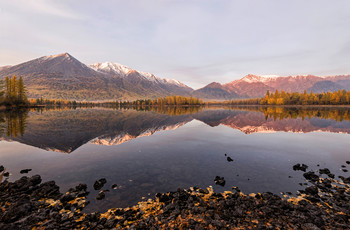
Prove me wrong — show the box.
[0,110,28,138]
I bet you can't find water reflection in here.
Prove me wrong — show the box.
[0,106,349,212]
[227,106,350,122]
[0,110,28,138]
[1,106,350,153]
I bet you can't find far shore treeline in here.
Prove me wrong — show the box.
[27,95,204,107]
[226,90,350,106]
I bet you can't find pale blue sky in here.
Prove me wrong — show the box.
[1,0,350,89]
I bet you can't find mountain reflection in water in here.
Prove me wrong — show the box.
[1,106,350,153]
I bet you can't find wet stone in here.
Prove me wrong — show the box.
[327,173,335,179]
[93,178,107,190]
[303,171,319,182]
[293,163,308,172]
[319,168,330,175]
[20,169,32,174]
[305,186,318,195]
[96,191,105,200]
[29,175,42,186]
[214,176,226,186]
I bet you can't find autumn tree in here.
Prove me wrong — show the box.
[17,76,27,102]
[1,76,28,106]
[0,78,4,99]
[231,90,350,106]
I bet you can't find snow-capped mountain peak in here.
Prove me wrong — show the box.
[241,74,281,83]
[89,62,190,88]
[89,62,133,76]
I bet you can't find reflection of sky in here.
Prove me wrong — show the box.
[1,1,350,88]
[0,116,349,212]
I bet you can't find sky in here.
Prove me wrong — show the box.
[0,0,350,89]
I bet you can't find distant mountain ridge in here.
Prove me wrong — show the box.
[1,53,350,100]
[192,74,350,100]
[0,53,192,101]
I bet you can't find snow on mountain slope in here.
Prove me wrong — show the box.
[89,62,133,76]
[90,62,189,88]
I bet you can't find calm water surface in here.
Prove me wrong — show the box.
[0,106,349,212]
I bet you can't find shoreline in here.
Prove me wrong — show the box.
[0,165,349,229]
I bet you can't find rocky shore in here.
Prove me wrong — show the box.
[0,165,349,229]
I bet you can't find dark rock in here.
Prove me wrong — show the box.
[198,188,209,194]
[214,176,225,186]
[77,191,89,198]
[339,176,350,184]
[305,186,318,195]
[29,175,42,186]
[75,183,87,191]
[96,192,105,200]
[93,178,107,190]
[105,219,115,228]
[112,184,118,189]
[232,187,240,192]
[1,200,33,223]
[227,157,233,162]
[158,194,170,203]
[322,179,332,188]
[341,165,346,168]
[319,168,330,175]
[342,169,348,172]
[20,169,32,174]
[4,172,9,177]
[60,193,76,204]
[293,163,308,172]
[346,161,350,165]
[303,171,319,182]
[32,181,61,199]
[0,165,4,173]
[327,173,335,179]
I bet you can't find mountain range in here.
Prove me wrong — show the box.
[1,53,350,100]
[193,74,350,100]
[0,53,192,101]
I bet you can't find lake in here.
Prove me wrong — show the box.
[0,106,349,212]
